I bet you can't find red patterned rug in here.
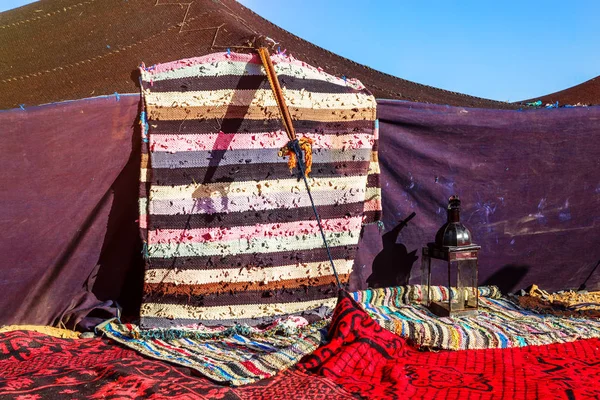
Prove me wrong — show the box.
[0,330,354,399]
[3,297,600,399]
[299,291,600,400]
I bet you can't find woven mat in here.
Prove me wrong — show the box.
[352,285,600,350]
[138,51,381,329]
[97,319,325,386]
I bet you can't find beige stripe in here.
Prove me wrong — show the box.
[149,175,366,201]
[370,150,379,162]
[368,161,380,175]
[144,89,375,110]
[141,168,151,182]
[141,153,149,168]
[140,297,338,320]
[366,186,381,200]
[147,230,359,258]
[145,259,353,285]
[147,105,375,122]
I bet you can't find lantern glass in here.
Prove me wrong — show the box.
[458,258,478,309]
[421,245,480,317]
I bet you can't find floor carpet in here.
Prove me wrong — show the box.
[3,297,600,399]
[0,330,353,399]
[300,291,600,400]
[352,285,600,350]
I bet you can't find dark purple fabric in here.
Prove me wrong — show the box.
[2,95,599,327]
[358,100,600,293]
[0,95,141,327]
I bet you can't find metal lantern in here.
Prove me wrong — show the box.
[421,196,481,317]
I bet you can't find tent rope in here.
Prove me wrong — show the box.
[257,47,342,291]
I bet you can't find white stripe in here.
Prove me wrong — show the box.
[139,198,147,215]
[141,168,150,183]
[149,175,366,201]
[144,89,375,110]
[366,186,381,200]
[148,187,366,215]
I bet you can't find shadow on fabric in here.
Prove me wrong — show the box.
[482,264,529,294]
[367,220,418,288]
[91,118,145,320]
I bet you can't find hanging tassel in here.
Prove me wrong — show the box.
[278,136,314,177]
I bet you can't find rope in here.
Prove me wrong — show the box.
[257,47,342,291]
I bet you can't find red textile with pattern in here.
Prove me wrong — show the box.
[0,330,353,400]
[299,291,600,400]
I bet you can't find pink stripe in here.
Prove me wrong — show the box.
[153,339,193,357]
[364,199,382,212]
[143,53,351,87]
[150,132,375,152]
[147,217,363,244]
[145,52,255,75]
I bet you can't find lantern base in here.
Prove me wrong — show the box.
[429,301,478,317]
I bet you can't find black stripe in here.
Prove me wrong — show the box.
[366,173,380,188]
[140,311,326,328]
[149,118,374,135]
[149,75,364,95]
[148,202,366,230]
[147,245,358,270]
[151,161,370,185]
[362,210,381,224]
[143,283,339,307]
[139,182,148,199]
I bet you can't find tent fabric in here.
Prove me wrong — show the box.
[0,94,142,327]
[1,95,599,328]
[526,75,600,106]
[138,52,380,328]
[0,0,518,110]
[361,100,600,294]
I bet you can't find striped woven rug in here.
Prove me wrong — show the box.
[139,52,381,329]
[97,319,325,386]
[352,285,600,350]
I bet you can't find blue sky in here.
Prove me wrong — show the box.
[4,0,600,101]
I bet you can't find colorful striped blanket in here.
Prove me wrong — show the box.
[352,285,600,350]
[139,52,381,329]
[98,319,325,386]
